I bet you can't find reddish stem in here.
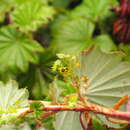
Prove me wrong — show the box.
[85,112,92,130]
[19,101,130,123]
[41,111,57,119]
[42,104,130,122]
[80,112,86,130]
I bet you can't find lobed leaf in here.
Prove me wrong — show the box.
[82,0,114,21]
[0,80,28,112]
[52,18,95,54]
[11,1,55,32]
[79,47,130,128]
[0,0,48,21]
[79,47,130,107]
[0,80,29,125]
[0,26,43,72]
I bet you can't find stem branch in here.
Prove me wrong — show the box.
[19,101,130,123]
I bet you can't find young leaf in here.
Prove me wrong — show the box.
[52,18,95,54]
[0,26,43,72]
[58,81,76,97]
[0,80,29,111]
[30,102,44,118]
[30,102,43,111]
[65,94,78,108]
[11,1,55,32]
[0,80,29,124]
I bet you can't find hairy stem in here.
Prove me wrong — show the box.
[19,101,130,123]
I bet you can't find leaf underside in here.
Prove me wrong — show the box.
[55,47,130,129]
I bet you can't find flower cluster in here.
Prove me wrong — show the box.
[52,54,80,78]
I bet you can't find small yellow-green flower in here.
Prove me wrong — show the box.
[52,53,80,78]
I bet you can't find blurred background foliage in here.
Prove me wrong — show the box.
[0,0,130,129]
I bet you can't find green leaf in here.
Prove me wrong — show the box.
[48,78,63,103]
[49,78,77,103]
[39,48,56,80]
[48,78,69,103]
[42,114,55,130]
[31,69,48,99]
[52,18,95,54]
[70,4,92,19]
[96,114,124,129]
[11,1,55,32]
[0,80,29,124]
[15,0,48,5]
[0,80,29,112]
[66,94,78,107]
[55,112,82,130]
[119,44,130,61]
[82,0,113,21]
[0,0,14,21]
[0,0,48,22]
[92,118,107,130]
[51,0,73,8]
[57,80,76,96]
[0,26,43,72]
[70,0,117,22]
[30,102,43,111]
[94,35,117,53]
[109,0,119,6]
[51,14,70,39]
[30,101,44,119]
